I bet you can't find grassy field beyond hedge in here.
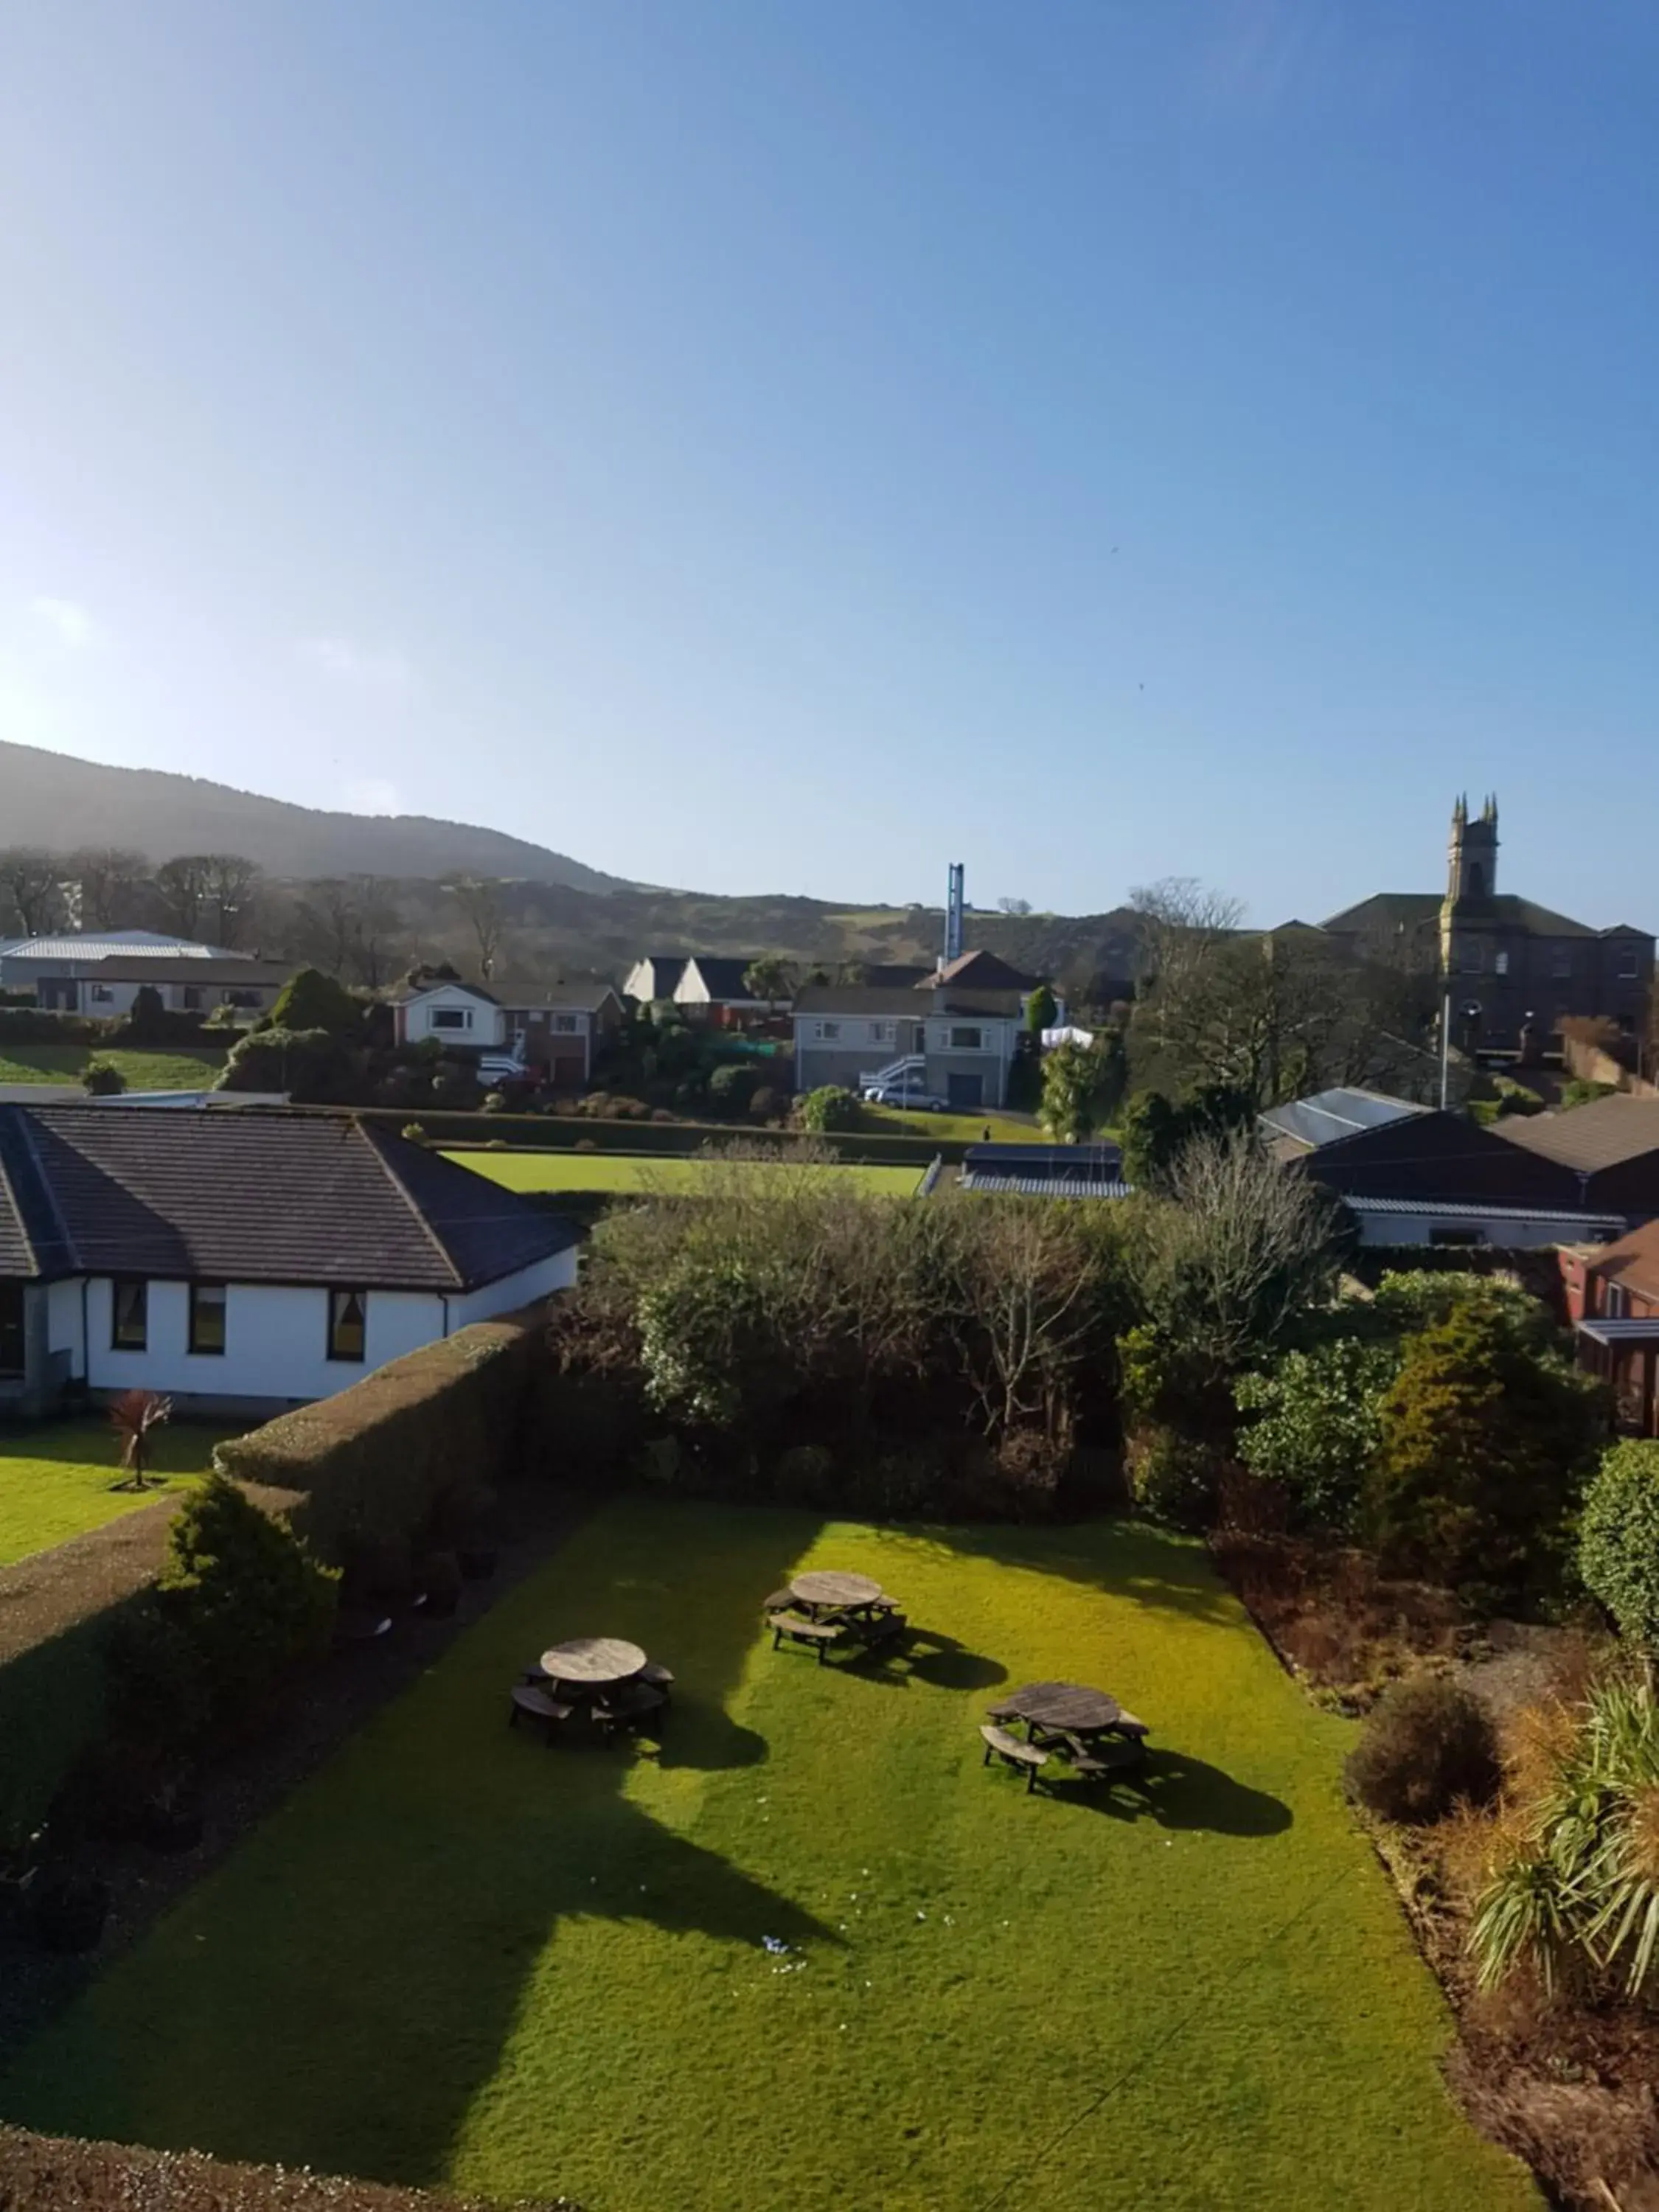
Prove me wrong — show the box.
[0,1420,229,1567]
[448,1151,926,1195]
[0,1503,1535,2212]
[0,1045,226,1091]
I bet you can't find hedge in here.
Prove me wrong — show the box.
[355,1106,975,1167]
[213,1306,550,1567]
[0,1484,303,1846]
[0,2126,579,2211]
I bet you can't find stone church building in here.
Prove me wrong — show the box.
[1321,798,1653,1051]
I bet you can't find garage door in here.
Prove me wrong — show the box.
[947,1072,984,1110]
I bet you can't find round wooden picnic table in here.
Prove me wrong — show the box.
[1006,1681,1121,1736]
[540,1637,647,1688]
[789,1570,885,1613]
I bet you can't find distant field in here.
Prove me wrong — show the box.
[860,1104,1036,1144]
[0,1045,227,1091]
[446,1151,925,1196]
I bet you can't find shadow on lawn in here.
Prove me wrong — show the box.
[909,1517,1241,1628]
[1040,1747,1292,1836]
[841,1628,1006,1694]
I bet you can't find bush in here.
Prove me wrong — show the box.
[401,1121,427,1144]
[80,1057,125,1096]
[773,1442,836,1506]
[748,1085,778,1121]
[1124,1425,1217,1531]
[1562,1077,1618,1111]
[155,1475,338,1729]
[217,1025,358,1102]
[267,967,364,1038]
[708,1062,758,1114]
[1345,1673,1501,1824]
[1234,1338,1397,1533]
[119,983,167,1043]
[1579,1439,1659,1642]
[801,1085,859,1133]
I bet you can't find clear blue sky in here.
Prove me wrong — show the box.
[3,1,1657,924]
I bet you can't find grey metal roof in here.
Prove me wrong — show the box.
[961,1170,1133,1198]
[0,931,245,962]
[1259,1088,1430,1151]
[1343,1195,1624,1228]
[1578,1317,1659,1345]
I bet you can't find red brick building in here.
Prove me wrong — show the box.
[1572,1219,1659,1436]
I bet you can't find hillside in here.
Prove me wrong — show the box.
[0,740,625,891]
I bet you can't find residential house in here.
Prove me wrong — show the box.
[622,956,687,1005]
[1319,798,1654,1051]
[0,931,288,1018]
[0,1105,578,1416]
[389,979,506,1051]
[1569,1219,1659,1436]
[494,981,624,1088]
[672,956,785,1026]
[1492,1095,1659,1223]
[792,950,1038,1111]
[1262,1085,1625,1248]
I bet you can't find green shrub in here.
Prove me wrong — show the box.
[800,1085,859,1133]
[1234,1338,1397,1532]
[80,1057,126,1096]
[1561,1077,1618,1110]
[268,967,364,1037]
[401,1122,427,1144]
[1125,1425,1216,1531]
[1579,1439,1659,1642]
[748,1085,778,1121]
[156,1475,338,1728]
[1346,1674,1501,1824]
[709,1062,759,1114]
[773,1442,835,1506]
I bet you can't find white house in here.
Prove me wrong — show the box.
[792,950,1037,1111]
[0,1104,578,1416]
[390,979,507,1051]
[0,931,288,1018]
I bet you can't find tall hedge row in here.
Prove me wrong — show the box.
[214,1305,550,1565]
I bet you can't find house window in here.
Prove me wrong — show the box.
[552,1014,578,1034]
[189,1281,227,1355]
[0,1282,24,1378]
[224,990,260,1008]
[948,1026,984,1050]
[1618,945,1641,980]
[1495,951,1509,977]
[1428,1225,1486,1248]
[431,1006,471,1032]
[868,1021,894,1044]
[90,984,114,1004]
[814,1021,841,1041]
[1457,941,1482,973]
[181,987,204,1012]
[327,1288,367,1363]
[111,1279,147,1351]
[1552,947,1573,979]
[1607,1283,1629,1320]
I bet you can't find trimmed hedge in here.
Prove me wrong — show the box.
[348,1105,974,1167]
[0,1484,304,1846]
[0,2126,579,2211]
[214,1306,549,1566]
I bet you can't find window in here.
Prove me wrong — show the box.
[1607,1283,1630,1320]
[1428,1225,1486,1248]
[327,1288,367,1363]
[224,989,261,1008]
[189,1281,226,1355]
[552,1013,578,1033]
[1495,951,1509,977]
[111,1279,147,1351]
[868,1020,894,1044]
[948,1026,983,1050]
[1552,947,1573,979]
[181,987,204,1012]
[90,984,114,1004]
[1618,945,1641,981]
[814,1020,841,1041]
[0,1282,23,1378]
[431,1006,471,1032]
[1456,941,1482,973]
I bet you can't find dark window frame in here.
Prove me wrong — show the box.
[188,1281,227,1355]
[111,1278,148,1351]
[327,1287,368,1363]
[0,1280,24,1378]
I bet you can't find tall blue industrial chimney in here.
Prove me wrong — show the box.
[944,862,965,966]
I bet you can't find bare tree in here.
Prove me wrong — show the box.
[1126,876,1244,995]
[0,849,67,936]
[445,875,505,982]
[153,855,213,938]
[998,896,1033,917]
[202,855,261,946]
[953,1200,1100,1440]
[65,847,150,931]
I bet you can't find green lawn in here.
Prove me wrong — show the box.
[0,1503,1534,2212]
[0,1045,227,1091]
[0,1419,231,1567]
[447,1151,926,1196]
[860,1104,1037,1144]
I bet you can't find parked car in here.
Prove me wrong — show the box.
[862,1083,947,1111]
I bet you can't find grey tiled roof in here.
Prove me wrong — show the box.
[0,1104,575,1290]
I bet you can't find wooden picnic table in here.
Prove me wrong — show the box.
[1001,1681,1122,1737]
[789,1571,886,1616]
[539,1636,647,1688]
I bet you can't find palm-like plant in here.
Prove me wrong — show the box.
[109,1388,173,1492]
[1470,1665,1659,1999]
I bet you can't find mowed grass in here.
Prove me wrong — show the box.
[446,1151,925,1196]
[860,1104,1037,1143]
[0,1419,231,1566]
[0,1044,227,1091]
[0,1503,1535,2212]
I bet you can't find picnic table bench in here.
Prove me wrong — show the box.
[509,1684,575,1742]
[594,1682,668,1739]
[980,1722,1049,1792]
[770,1612,845,1662]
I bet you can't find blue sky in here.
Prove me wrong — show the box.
[3,1,1657,924]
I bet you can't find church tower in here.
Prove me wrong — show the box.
[1446,793,1498,906]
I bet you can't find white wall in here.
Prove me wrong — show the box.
[403,986,506,1048]
[1352,1209,1624,1250]
[53,1253,574,1404]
